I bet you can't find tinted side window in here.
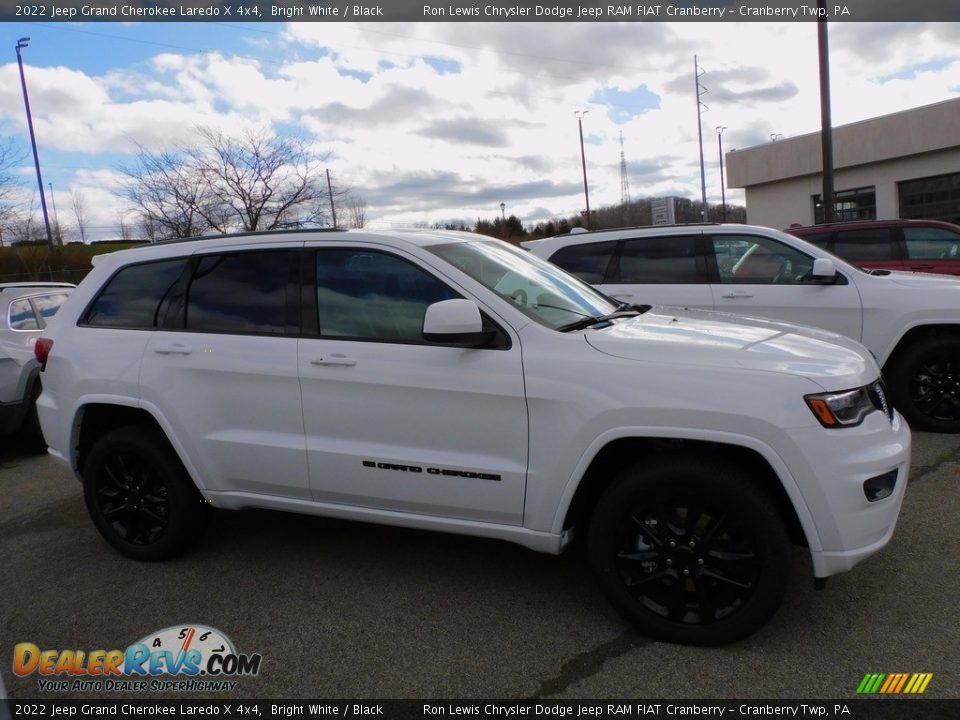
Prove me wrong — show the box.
[713,235,814,284]
[833,229,896,261]
[8,299,39,331]
[616,236,699,284]
[903,227,960,259]
[796,232,832,249]
[316,250,459,343]
[85,259,188,329]
[548,241,617,283]
[185,251,290,335]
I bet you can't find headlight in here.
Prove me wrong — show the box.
[805,387,876,428]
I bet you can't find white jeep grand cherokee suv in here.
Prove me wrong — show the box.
[525,223,960,433]
[36,230,909,645]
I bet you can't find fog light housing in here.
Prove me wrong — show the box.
[863,470,898,502]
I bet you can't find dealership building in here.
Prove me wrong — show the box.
[725,97,960,229]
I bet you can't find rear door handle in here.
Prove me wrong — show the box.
[721,291,754,299]
[610,293,633,299]
[311,354,357,367]
[153,343,192,355]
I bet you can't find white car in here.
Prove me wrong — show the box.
[0,282,74,447]
[36,230,909,645]
[525,223,960,433]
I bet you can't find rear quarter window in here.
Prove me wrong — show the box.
[83,259,189,329]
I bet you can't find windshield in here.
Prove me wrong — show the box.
[429,240,619,329]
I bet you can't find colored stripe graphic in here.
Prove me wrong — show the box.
[857,673,932,694]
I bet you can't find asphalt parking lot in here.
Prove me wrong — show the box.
[1,432,958,701]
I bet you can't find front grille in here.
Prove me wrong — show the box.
[868,379,894,423]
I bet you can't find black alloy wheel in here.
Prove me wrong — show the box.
[889,336,960,432]
[93,451,171,547]
[907,357,960,424]
[612,500,760,626]
[588,457,789,645]
[83,426,208,560]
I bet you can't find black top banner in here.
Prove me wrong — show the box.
[2,0,959,23]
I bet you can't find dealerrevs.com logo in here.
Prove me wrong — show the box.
[13,624,263,693]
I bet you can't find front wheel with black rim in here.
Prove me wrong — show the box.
[587,457,790,646]
[82,426,209,561]
[887,336,960,433]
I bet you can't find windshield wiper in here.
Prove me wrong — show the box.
[557,304,651,333]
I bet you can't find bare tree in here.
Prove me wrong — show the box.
[121,127,334,237]
[120,144,218,239]
[347,195,368,229]
[192,126,329,232]
[117,212,134,242]
[70,190,90,244]
[0,139,26,244]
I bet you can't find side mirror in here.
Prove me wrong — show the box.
[811,258,838,283]
[422,299,485,346]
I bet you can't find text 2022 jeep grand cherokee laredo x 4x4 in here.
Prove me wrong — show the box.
[36,230,909,645]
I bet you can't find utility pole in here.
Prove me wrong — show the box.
[16,37,54,250]
[716,126,728,222]
[695,56,709,223]
[817,0,835,223]
[575,111,591,229]
[49,182,62,244]
[619,131,631,207]
[326,168,337,228]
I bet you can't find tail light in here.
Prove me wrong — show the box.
[34,337,53,368]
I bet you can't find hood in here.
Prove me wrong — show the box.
[875,269,960,289]
[585,307,877,391]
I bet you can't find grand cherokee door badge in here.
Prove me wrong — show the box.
[362,460,501,481]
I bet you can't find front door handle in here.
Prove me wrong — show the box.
[153,343,192,355]
[311,354,357,367]
[721,291,754,299]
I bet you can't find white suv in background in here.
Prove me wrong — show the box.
[37,229,909,645]
[526,224,960,433]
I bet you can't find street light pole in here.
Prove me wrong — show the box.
[716,126,728,222]
[15,38,54,250]
[575,111,591,229]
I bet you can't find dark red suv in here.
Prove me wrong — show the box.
[785,219,960,275]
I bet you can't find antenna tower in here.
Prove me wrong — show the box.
[619,131,631,206]
[695,55,709,222]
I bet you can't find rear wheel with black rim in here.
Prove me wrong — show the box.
[587,457,790,646]
[82,426,209,560]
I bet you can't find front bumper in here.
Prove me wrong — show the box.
[788,410,911,578]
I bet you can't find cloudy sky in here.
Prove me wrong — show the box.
[0,20,958,241]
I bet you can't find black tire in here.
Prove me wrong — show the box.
[82,426,209,560]
[887,336,960,433]
[587,457,790,646]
